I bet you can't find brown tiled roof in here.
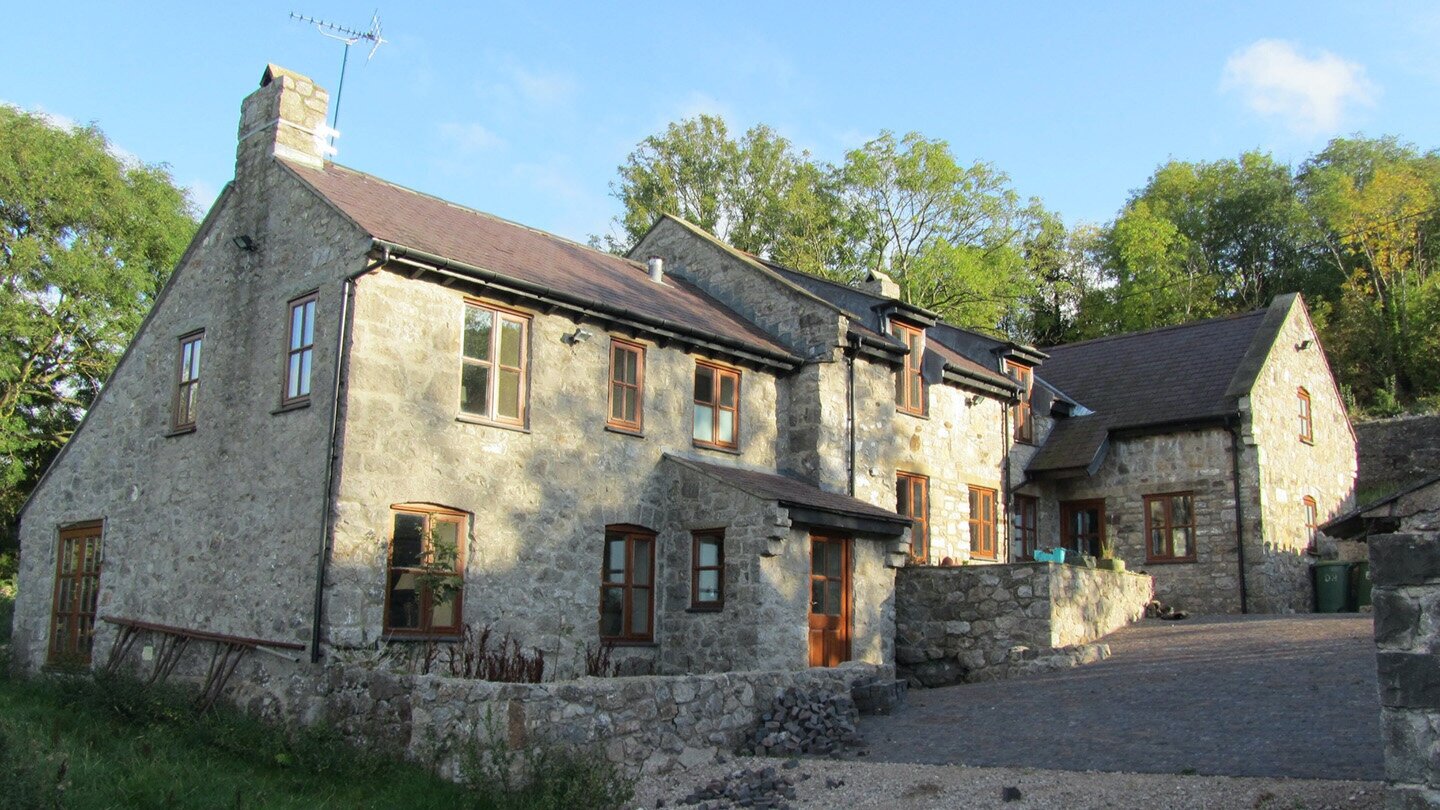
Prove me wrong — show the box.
[1028,308,1273,473]
[282,161,798,362]
[665,455,909,526]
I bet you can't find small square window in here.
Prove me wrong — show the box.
[1144,492,1197,562]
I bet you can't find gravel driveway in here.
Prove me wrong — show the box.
[862,614,1383,780]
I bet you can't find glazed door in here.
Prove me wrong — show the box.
[50,522,103,665]
[1060,500,1105,557]
[808,535,852,667]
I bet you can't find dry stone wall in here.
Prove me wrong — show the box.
[894,562,1152,687]
[1357,415,1440,497]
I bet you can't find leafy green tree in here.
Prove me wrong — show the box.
[1021,216,1105,346]
[0,106,196,541]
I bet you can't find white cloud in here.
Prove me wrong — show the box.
[1221,39,1377,136]
[2,101,144,166]
[438,121,505,153]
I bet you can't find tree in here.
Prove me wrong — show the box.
[0,105,196,540]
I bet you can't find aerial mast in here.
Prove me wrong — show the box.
[289,10,387,146]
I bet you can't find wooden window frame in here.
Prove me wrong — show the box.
[1013,494,1038,562]
[891,320,927,416]
[607,338,645,433]
[383,504,467,638]
[172,330,203,432]
[1060,499,1106,558]
[460,300,531,427]
[967,485,998,560]
[600,525,656,643]
[282,292,317,407]
[1298,387,1313,444]
[896,472,930,564]
[693,360,741,451]
[48,521,103,666]
[1007,361,1034,444]
[1144,491,1197,563]
[1304,495,1319,555]
[690,530,725,611]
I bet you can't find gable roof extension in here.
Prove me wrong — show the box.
[1028,298,1294,475]
[282,161,801,368]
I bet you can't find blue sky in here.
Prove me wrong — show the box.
[5,2,1437,245]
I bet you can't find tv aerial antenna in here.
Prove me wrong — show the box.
[289,10,387,144]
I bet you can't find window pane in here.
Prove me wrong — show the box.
[623,388,637,422]
[288,354,303,399]
[297,349,312,396]
[302,300,316,346]
[1175,527,1194,558]
[463,308,493,360]
[625,349,638,381]
[497,369,521,419]
[431,520,460,570]
[825,545,842,579]
[716,409,734,444]
[499,319,522,367]
[392,514,426,566]
[388,571,420,629]
[611,385,626,420]
[182,384,198,423]
[461,363,490,415]
[697,538,720,567]
[719,373,736,407]
[910,375,922,408]
[897,481,911,515]
[694,366,713,403]
[812,542,827,575]
[600,587,623,636]
[633,538,652,585]
[291,304,306,350]
[605,537,627,583]
[694,404,714,442]
[431,584,458,628]
[825,580,842,615]
[1148,498,1165,526]
[894,366,905,404]
[1151,529,1165,557]
[811,579,824,612]
[697,570,720,603]
[1174,495,1193,526]
[630,588,651,636]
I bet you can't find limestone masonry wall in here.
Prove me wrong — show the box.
[893,563,1152,687]
[1356,414,1440,496]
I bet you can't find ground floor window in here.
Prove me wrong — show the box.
[1304,495,1319,555]
[601,525,655,641]
[1013,495,1038,561]
[385,505,466,635]
[968,486,997,559]
[691,530,724,610]
[49,522,103,665]
[896,472,929,563]
[1060,499,1105,558]
[1144,492,1196,562]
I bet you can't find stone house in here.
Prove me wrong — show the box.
[12,66,1357,684]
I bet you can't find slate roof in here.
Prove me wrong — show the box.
[1028,305,1280,474]
[282,161,798,364]
[664,455,910,526]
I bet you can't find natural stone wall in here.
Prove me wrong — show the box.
[1357,414,1440,497]
[893,563,1152,686]
[227,656,891,778]
[1368,529,1440,808]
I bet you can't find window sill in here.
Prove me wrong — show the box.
[165,425,196,438]
[693,441,742,456]
[1299,437,1314,446]
[605,424,645,438]
[272,400,311,415]
[381,632,464,643]
[1143,557,1198,565]
[456,413,530,433]
[897,408,930,420]
[600,639,658,648]
[687,605,724,613]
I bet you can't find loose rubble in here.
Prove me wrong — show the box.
[680,765,802,809]
[738,687,865,758]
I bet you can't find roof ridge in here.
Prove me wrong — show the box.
[308,159,648,272]
[1045,307,1268,353]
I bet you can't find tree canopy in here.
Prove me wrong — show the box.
[0,105,197,539]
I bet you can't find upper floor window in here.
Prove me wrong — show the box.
[601,525,655,641]
[1007,361,1034,443]
[1303,495,1319,554]
[385,505,466,636]
[968,486,998,560]
[693,361,740,450]
[284,292,317,406]
[462,302,529,426]
[1013,494,1038,562]
[691,530,724,610]
[608,339,645,433]
[891,321,926,416]
[172,331,203,431]
[896,472,929,564]
[1144,492,1196,562]
[1298,387,1313,444]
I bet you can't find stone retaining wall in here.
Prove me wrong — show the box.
[894,562,1152,687]
[1357,415,1440,496]
[230,658,890,778]
[1370,530,1440,808]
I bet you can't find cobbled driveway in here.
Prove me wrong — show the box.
[862,614,1383,780]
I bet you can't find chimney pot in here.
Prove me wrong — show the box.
[647,256,665,283]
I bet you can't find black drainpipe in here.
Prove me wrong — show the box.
[1229,416,1250,615]
[846,335,858,496]
[309,256,378,663]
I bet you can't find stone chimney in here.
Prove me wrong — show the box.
[235,64,331,176]
[859,269,901,300]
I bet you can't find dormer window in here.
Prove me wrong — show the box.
[1006,361,1034,443]
[891,320,926,416]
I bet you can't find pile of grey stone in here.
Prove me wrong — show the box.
[739,686,865,757]
[679,765,802,809]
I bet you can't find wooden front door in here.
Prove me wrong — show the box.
[50,522,103,665]
[1060,499,1105,558]
[808,535,852,667]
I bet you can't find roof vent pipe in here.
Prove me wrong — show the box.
[647,256,665,283]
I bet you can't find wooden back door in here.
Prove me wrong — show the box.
[50,522,103,665]
[1060,499,1105,558]
[808,535,852,667]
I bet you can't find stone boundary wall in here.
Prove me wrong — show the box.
[1370,531,1440,808]
[1357,415,1440,496]
[235,659,891,778]
[895,563,1153,687]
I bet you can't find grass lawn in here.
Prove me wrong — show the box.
[0,665,631,809]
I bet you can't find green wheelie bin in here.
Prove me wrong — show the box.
[1349,560,1373,610]
[1314,561,1351,613]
